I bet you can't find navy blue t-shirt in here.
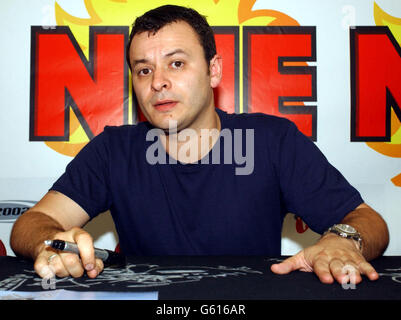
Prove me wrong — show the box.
[51,108,364,256]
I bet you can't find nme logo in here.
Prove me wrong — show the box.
[29,26,317,141]
[29,25,401,143]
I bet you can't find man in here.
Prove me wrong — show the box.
[11,5,388,285]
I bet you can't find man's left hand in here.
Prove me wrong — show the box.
[270,233,379,284]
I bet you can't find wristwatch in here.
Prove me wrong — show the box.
[325,224,363,251]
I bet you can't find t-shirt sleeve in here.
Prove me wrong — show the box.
[50,130,112,220]
[275,120,364,234]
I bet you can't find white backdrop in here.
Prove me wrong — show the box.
[0,0,400,256]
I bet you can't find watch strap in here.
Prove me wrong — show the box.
[326,225,363,252]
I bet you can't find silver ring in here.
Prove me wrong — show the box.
[48,254,58,263]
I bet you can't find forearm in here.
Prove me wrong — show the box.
[339,204,389,261]
[10,210,65,260]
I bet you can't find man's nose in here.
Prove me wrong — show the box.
[151,68,171,92]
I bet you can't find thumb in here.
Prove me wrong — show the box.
[69,227,96,272]
[270,252,312,275]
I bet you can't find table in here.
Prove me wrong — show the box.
[0,255,400,300]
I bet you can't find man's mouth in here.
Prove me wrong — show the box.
[153,100,178,112]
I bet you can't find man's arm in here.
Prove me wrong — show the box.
[271,203,389,284]
[10,191,103,278]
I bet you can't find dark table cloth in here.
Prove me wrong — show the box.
[0,255,400,300]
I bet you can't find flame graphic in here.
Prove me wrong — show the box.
[47,0,298,157]
[371,2,401,186]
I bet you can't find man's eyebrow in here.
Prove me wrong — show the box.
[132,49,189,67]
[132,58,148,68]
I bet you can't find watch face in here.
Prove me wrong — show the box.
[336,224,356,234]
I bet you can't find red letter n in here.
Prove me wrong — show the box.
[351,26,401,141]
[30,26,129,141]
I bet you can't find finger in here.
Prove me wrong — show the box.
[87,258,104,279]
[313,257,334,284]
[271,258,296,274]
[343,262,362,285]
[34,252,56,279]
[270,253,309,275]
[45,252,71,278]
[59,252,84,278]
[331,260,362,285]
[358,261,379,281]
[329,258,346,283]
[71,228,96,272]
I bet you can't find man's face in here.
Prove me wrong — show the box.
[129,21,221,132]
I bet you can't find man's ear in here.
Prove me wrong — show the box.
[209,54,223,88]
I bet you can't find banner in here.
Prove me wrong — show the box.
[0,0,400,257]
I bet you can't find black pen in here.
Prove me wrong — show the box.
[44,239,126,267]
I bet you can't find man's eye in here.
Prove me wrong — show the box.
[138,68,151,76]
[171,61,184,69]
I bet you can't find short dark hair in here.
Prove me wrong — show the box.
[126,5,216,69]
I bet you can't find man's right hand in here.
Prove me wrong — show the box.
[34,227,104,279]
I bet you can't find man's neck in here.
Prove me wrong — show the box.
[161,109,221,164]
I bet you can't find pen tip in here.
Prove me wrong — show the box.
[44,240,52,246]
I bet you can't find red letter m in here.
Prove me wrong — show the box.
[30,26,129,141]
[351,26,401,141]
